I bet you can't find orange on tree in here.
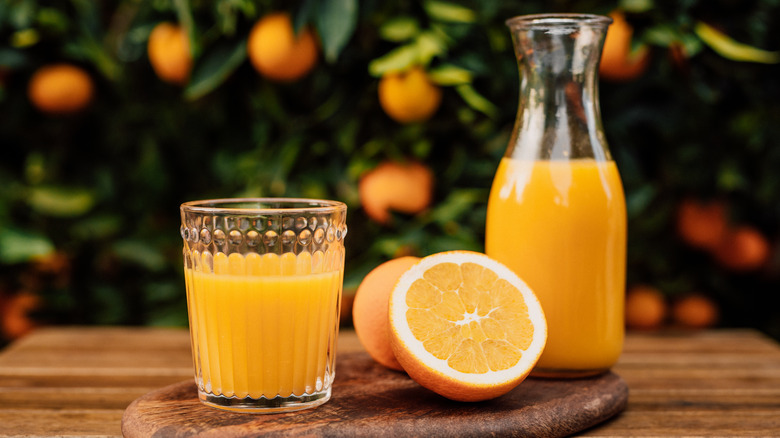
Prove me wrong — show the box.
[247,12,318,82]
[599,10,650,81]
[358,160,434,225]
[27,64,93,114]
[388,251,547,402]
[625,285,667,330]
[713,225,771,272]
[353,256,421,371]
[147,22,192,85]
[378,66,442,124]
[672,293,719,329]
[676,198,728,250]
[1,291,41,340]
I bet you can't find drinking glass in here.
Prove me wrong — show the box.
[180,198,347,412]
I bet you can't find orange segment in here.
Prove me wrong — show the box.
[406,278,441,309]
[389,251,547,402]
[449,339,489,374]
[406,308,453,342]
[482,339,523,371]
[422,262,462,292]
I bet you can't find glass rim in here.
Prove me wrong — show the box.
[505,13,612,29]
[180,197,347,215]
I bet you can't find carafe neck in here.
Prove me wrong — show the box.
[505,14,612,161]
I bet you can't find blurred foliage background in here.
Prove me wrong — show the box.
[1,0,779,346]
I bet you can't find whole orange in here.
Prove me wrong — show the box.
[358,160,434,225]
[1,291,41,340]
[147,22,192,85]
[600,10,650,81]
[676,199,728,250]
[625,285,667,330]
[672,294,719,329]
[713,226,771,272]
[352,256,420,371]
[378,66,442,123]
[247,12,318,82]
[28,64,93,114]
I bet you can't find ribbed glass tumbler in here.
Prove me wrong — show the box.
[180,198,347,413]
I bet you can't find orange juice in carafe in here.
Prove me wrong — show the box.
[486,158,626,375]
[487,14,626,377]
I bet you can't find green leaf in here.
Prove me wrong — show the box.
[315,0,358,63]
[0,227,54,264]
[429,189,485,224]
[694,22,780,64]
[112,239,167,272]
[63,36,121,80]
[0,48,27,68]
[423,0,476,23]
[368,44,419,76]
[70,0,101,36]
[10,29,39,48]
[4,0,36,29]
[294,0,316,33]
[173,0,200,58]
[455,84,497,117]
[626,184,656,218]
[71,214,122,240]
[643,24,679,46]
[380,17,420,42]
[36,7,69,33]
[619,0,654,13]
[26,186,95,217]
[415,30,448,64]
[429,64,472,85]
[184,39,247,100]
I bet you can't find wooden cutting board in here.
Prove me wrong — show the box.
[122,351,628,437]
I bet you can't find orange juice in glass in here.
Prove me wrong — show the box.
[487,14,626,377]
[180,198,347,412]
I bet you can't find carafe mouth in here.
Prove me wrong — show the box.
[506,13,612,30]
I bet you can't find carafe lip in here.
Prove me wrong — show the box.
[506,13,612,30]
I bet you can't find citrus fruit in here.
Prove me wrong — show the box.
[713,225,771,272]
[1,291,41,340]
[27,64,93,114]
[625,285,667,330]
[147,22,192,85]
[672,294,719,329]
[353,256,421,371]
[388,251,547,402]
[247,12,318,82]
[358,160,433,225]
[676,199,728,250]
[378,66,442,123]
[600,10,650,81]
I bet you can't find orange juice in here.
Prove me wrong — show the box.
[486,158,626,375]
[184,251,342,401]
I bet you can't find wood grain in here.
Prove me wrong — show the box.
[121,351,628,438]
[1,327,780,437]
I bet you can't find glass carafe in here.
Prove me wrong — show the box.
[486,14,627,377]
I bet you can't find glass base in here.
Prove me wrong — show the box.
[198,388,331,414]
[531,366,609,379]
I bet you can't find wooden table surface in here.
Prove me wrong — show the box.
[0,326,779,437]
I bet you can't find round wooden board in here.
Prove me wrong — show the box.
[122,351,628,437]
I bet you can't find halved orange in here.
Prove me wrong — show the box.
[388,251,547,402]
